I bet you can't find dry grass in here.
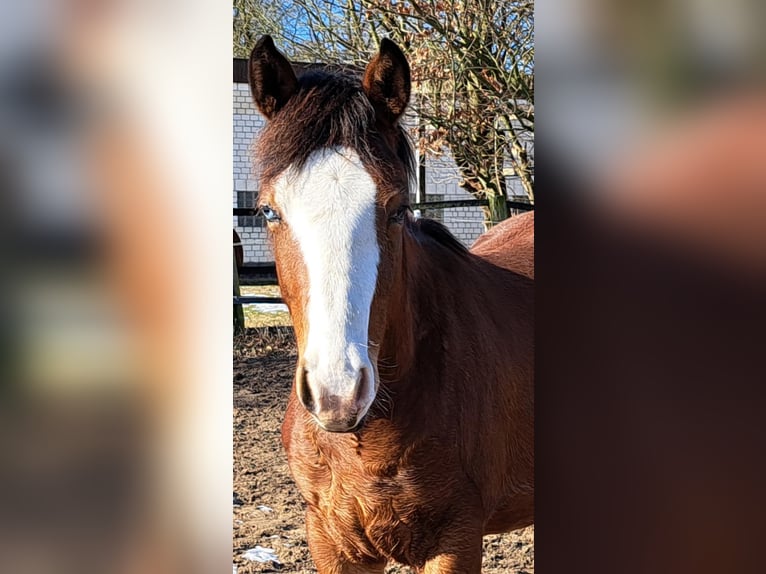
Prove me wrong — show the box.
[239,285,292,328]
[234,326,297,360]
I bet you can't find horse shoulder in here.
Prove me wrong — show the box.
[470,211,534,279]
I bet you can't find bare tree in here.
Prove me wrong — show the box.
[234,0,534,227]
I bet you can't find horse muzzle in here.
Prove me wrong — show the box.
[295,364,373,432]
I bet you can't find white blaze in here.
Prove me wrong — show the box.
[273,147,378,407]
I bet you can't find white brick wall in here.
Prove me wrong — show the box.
[233,80,528,261]
[236,227,273,262]
[422,151,486,246]
[233,83,271,263]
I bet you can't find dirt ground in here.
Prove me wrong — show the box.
[233,328,534,573]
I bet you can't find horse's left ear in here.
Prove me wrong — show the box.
[362,38,411,125]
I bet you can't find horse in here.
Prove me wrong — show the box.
[247,35,534,573]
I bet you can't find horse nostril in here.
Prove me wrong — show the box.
[355,367,373,408]
[296,365,314,413]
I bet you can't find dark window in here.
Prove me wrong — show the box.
[236,189,265,227]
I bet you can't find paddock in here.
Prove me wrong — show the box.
[233,328,534,573]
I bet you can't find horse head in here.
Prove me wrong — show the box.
[248,36,413,432]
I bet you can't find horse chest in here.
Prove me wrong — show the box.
[286,417,464,565]
[306,458,447,565]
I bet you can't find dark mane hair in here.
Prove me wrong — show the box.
[256,70,415,192]
[409,216,469,256]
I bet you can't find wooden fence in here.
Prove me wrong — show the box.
[233,199,533,329]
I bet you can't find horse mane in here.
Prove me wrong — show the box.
[257,69,415,189]
[409,216,469,256]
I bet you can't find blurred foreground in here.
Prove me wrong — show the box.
[538,2,766,574]
[1,1,230,573]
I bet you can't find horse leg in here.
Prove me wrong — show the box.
[420,529,483,574]
[420,550,482,574]
[305,510,386,574]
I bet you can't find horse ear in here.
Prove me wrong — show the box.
[362,38,411,125]
[248,35,298,119]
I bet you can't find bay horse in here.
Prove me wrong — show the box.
[248,35,534,573]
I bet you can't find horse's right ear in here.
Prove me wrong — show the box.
[248,35,298,120]
[363,38,411,125]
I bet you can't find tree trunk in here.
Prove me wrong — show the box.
[454,150,510,231]
[484,192,509,231]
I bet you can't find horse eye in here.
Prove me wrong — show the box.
[260,205,281,223]
[390,205,409,224]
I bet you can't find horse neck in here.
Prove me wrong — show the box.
[378,227,477,385]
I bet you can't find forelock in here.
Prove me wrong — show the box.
[255,70,415,196]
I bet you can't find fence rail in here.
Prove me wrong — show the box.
[235,199,533,219]
[412,199,533,211]
[234,295,284,304]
